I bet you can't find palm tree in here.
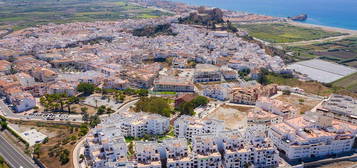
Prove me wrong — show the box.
[66,96,77,113]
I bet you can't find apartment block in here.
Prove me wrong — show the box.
[194,64,221,83]
[230,84,277,105]
[256,97,298,119]
[316,94,357,124]
[153,76,194,92]
[268,115,357,160]
[216,131,279,168]
[100,112,170,138]
[135,141,162,168]
[192,134,222,168]
[84,127,133,168]
[174,115,224,141]
[162,138,193,168]
[246,108,283,139]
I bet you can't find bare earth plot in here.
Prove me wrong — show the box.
[204,105,253,130]
[275,94,322,114]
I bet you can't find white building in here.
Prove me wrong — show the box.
[162,138,193,168]
[100,112,170,138]
[246,108,283,140]
[135,141,162,168]
[194,64,221,83]
[174,115,224,141]
[8,91,36,112]
[21,129,48,146]
[192,134,222,168]
[317,94,357,124]
[216,130,279,168]
[84,127,133,168]
[256,96,298,119]
[203,83,239,101]
[269,115,357,160]
[153,76,194,92]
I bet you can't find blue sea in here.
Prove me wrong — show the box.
[170,0,357,30]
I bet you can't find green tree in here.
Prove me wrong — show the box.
[97,105,106,115]
[77,83,96,95]
[42,137,49,144]
[134,97,172,117]
[66,96,79,113]
[80,107,88,114]
[89,115,101,128]
[0,120,7,130]
[79,124,89,136]
[123,88,136,95]
[192,96,209,108]
[136,89,149,97]
[59,149,70,165]
[33,144,41,158]
[179,102,195,116]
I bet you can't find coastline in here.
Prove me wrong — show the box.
[162,0,357,34]
[287,21,357,35]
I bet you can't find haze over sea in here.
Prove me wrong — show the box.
[170,0,357,30]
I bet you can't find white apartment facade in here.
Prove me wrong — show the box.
[162,138,193,168]
[256,97,298,119]
[268,115,357,160]
[193,64,222,83]
[153,76,194,92]
[192,134,222,168]
[135,141,162,168]
[317,94,357,124]
[174,115,224,141]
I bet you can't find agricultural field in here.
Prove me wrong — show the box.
[238,23,346,43]
[0,0,170,31]
[285,37,357,68]
[332,72,357,93]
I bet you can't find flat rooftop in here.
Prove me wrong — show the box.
[288,59,357,83]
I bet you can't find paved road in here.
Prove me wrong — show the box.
[0,134,38,168]
[0,99,83,123]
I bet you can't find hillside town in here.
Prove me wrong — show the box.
[0,2,356,168]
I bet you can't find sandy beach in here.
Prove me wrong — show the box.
[288,21,357,35]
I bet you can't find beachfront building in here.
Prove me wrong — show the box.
[192,134,222,168]
[134,141,162,168]
[174,115,224,141]
[256,96,298,119]
[153,76,194,92]
[193,64,222,83]
[268,115,357,160]
[162,138,193,168]
[316,94,357,124]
